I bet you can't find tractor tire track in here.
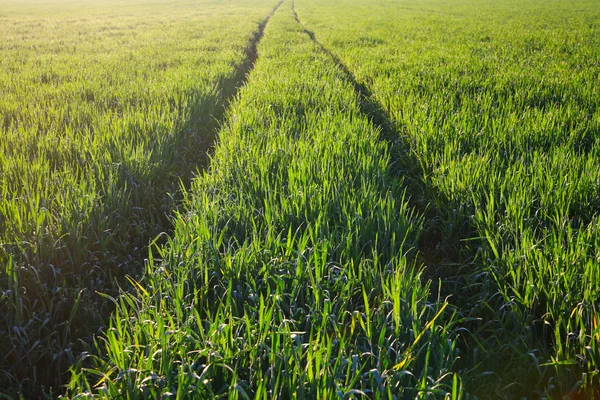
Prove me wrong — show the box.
[291,0,448,271]
[41,2,285,397]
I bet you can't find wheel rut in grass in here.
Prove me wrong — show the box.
[291,0,450,275]
[9,2,286,397]
[228,0,284,105]
[154,0,284,243]
[178,0,284,178]
[176,0,284,190]
[108,5,285,280]
[161,0,284,198]
[289,2,505,390]
[128,0,285,264]
[99,0,286,335]
[95,0,286,289]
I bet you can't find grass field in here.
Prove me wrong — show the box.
[1,0,599,398]
[296,0,600,396]
[0,0,277,395]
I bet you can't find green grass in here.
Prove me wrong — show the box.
[2,0,599,398]
[0,0,277,396]
[295,0,600,396]
[65,1,459,398]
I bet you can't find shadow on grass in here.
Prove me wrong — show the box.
[289,2,558,398]
[291,0,465,270]
[0,1,283,397]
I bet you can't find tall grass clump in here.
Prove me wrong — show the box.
[66,1,459,397]
[0,0,278,396]
[296,0,600,396]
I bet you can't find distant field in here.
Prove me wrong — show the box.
[1,0,599,398]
